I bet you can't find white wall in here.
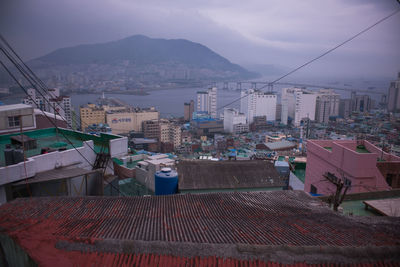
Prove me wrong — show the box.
[240,89,277,123]
[224,108,246,133]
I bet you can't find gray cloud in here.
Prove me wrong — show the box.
[0,0,399,79]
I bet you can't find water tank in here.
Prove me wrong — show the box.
[155,168,178,195]
[274,161,290,177]
[4,144,14,166]
[13,147,24,164]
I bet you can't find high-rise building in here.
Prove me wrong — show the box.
[142,120,160,140]
[281,88,317,126]
[184,100,194,121]
[315,89,340,123]
[49,96,72,128]
[339,99,352,119]
[159,120,181,149]
[240,89,277,124]
[388,72,400,113]
[196,87,217,118]
[350,92,371,113]
[23,88,73,128]
[223,108,248,134]
[143,119,181,150]
[80,104,106,131]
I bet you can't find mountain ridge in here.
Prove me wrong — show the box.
[31,35,257,80]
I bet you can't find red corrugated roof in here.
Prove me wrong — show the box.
[0,191,399,266]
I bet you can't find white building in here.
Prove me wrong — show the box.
[223,108,248,134]
[23,88,72,128]
[315,89,340,123]
[196,87,217,118]
[240,89,277,124]
[49,96,72,128]
[281,88,317,126]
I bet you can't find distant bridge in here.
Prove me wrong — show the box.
[211,80,387,104]
[211,81,386,95]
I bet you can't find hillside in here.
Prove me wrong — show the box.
[31,35,257,83]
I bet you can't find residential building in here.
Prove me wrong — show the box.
[0,104,36,134]
[388,72,400,113]
[48,96,72,128]
[142,119,181,150]
[142,120,160,140]
[23,88,73,128]
[160,119,181,149]
[250,115,269,132]
[0,104,67,134]
[79,104,106,131]
[281,88,317,126]
[196,87,217,118]
[315,89,340,123]
[0,127,127,204]
[240,89,277,123]
[183,100,194,121]
[339,99,352,118]
[351,92,372,113]
[305,139,400,195]
[223,108,248,134]
[191,118,223,137]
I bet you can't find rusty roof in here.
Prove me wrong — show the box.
[177,160,285,190]
[0,191,400,266]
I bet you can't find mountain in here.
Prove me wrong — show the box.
[30,35,258,84]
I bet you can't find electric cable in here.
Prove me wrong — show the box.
[216,8,400,112]
[0,57,125,196]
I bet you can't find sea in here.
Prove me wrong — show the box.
[0,77,388,118]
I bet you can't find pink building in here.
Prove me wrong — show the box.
[305,140,400,195]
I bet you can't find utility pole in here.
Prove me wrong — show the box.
[324,172,351,211]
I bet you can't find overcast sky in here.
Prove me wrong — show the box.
[0,0,399,80]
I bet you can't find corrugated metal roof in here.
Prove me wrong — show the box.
[0,191,400,266]
[27,252,400,267]
[265,140,296,150]
[13,166,101,185]
[178,160,285,190]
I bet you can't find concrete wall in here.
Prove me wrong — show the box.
[0,141,96,204]
[0,106,36,134]
[305,140,394,195]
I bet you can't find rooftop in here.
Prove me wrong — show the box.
[265,140,296,150]
[177,160,290,191]
[0,103,32,112]
[0,127,122,167]
[0,191,399,265]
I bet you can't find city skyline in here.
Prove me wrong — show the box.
[0,0,399,80]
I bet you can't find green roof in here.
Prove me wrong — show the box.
[341,200,381,216]
[0,128,122,167]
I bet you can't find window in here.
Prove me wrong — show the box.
[8,116,20,127]
[310,184,317,194]
[386,174,394,187]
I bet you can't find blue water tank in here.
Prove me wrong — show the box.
[155,168,178,195]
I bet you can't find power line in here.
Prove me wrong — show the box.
[0,41,129,197]
[0,53,125,196]
[217,8,400,111]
